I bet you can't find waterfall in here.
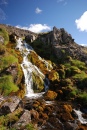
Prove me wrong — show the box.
[16,38,45,98]
[74,109,87,124]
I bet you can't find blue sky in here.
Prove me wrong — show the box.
[0,0,87,45]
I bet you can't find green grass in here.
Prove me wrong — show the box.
[69,87,79,97]
[0,75,19,96]
[0,54,18,72]
[71,59,86,70]
[78,92,87,105]
[73,71,87,80]
[0,28,9,45]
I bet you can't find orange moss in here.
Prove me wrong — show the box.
[63,104,72,113]
[48,70,59,81]
[44,90,57,100]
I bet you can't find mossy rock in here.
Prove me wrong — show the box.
[28,51,52,74]
[44,90,57,100]
[60,78,73,87]
[48,70,59,81]
[32,72,44,92]
[78,92,87,105]
[0,108,23,128]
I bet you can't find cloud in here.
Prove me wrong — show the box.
[80,44,87,47]
[57,0,67,6]
[35,7,42,14]
[0,0,8,5]
[16,24,51,33]
[75,11,87,32]
[0,8,6,20]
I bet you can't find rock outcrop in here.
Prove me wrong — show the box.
[52,26,74,44]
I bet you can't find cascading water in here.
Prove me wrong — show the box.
[16,38,45,98]
[74,109,87,124]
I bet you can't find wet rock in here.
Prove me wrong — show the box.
[65,121,78,130]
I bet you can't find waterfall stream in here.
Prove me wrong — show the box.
[74,109,87,124]
[16,38,45,98]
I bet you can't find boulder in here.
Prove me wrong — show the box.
[0,96,20,115]
[9,33,17,43]
[13,110,31,129]
[25,34,36,43]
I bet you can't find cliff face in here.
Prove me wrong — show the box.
[52,27,87,63]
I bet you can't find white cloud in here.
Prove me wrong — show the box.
[35,7,42,14]
[75,11,87,32]
[0,0,8,5]
[57,0,67,6]
[80,44,87,47]
[16,24,51,33]
[0,8,6,20]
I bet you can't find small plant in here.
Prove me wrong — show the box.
[69,87,79,97]
[25,123,36,130]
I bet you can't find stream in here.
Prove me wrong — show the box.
[16,38,47,99]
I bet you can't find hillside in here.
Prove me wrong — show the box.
[0,25,87,130]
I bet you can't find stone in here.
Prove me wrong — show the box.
[13,110,31,129]
[25,34,37,43]
[0,96,20,115]
[0,35,4,44]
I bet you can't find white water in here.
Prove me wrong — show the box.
[38,56,53,71]
[74,109,87,124]
[16,38,45,98]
